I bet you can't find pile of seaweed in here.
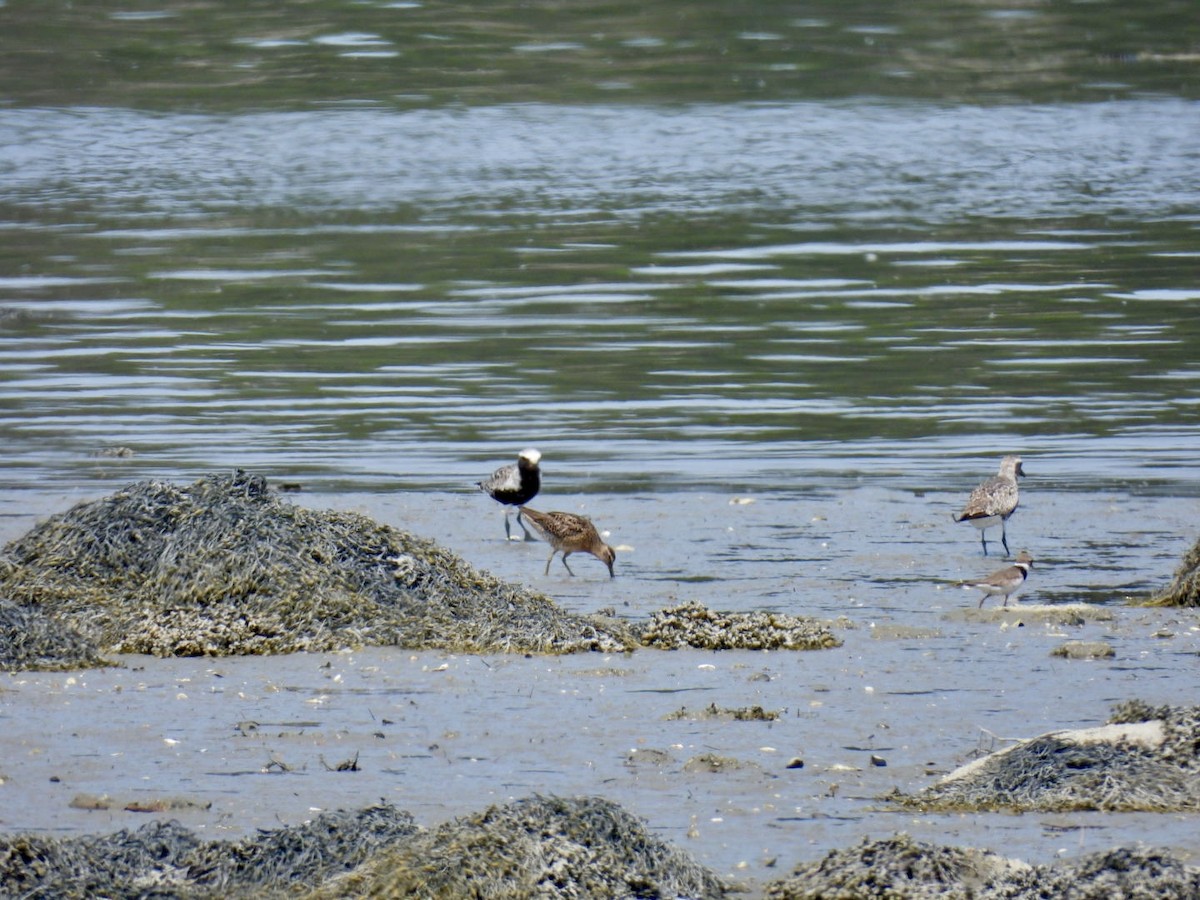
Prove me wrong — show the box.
[0,474,847,668]
[0,598,107,671]
[1147,534,1200,605]
[0,472,636,660]
[6,794,1198,900]
[763,834,1200,899]
[306,794,728,899]
[0,803,418,899]
[889,701,1200,813]
[0,796,727,899]
[635,600,840,651]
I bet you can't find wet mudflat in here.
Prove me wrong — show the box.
[2,484,1198,895]
[2,0,1200,894]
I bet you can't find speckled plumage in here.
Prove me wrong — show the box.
[953,455,1025,556]
[961,551,1033,607]
[519,507,616,578]
[478,449,542,541]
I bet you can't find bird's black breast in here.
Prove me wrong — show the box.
[490,467,539,506]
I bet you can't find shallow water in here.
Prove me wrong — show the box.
[2,0,1200,894]
[3,486,1200,894]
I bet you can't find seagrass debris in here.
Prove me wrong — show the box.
[763,834,1200,899]
[0,796,728,899]
[764,833,1029,899]
[888,701,1200,813]
[0,474,840,666]
[303,794,729,899]
[683,753,764,774]
[0,599,107,672]
[635,600,841,651]
[1147,533,1200,605]
[0,472,637,658]
[0,803,419,900]
[664,703,781,721]
[6,799,1200,900]
[1050,639,1114,659]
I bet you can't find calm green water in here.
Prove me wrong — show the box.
[2,1,1199,496]
[3,0,1199,108]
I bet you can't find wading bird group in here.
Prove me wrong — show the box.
[478,449,616,579]
[479,448,1034,605]
[952,454,1032,607]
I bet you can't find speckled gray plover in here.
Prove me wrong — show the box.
[960,551,1033,607]
[953,455,1025,557]
[478,448,542,541]
[519,507,616,578]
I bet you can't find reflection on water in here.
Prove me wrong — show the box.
[1,101,1199,493]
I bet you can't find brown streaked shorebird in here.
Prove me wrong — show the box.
[477,448,542,541]
[953,455,1025,557]
[960,551,1033,607]
[519,506,616,578]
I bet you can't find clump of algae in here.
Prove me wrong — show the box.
[0,471,636,659]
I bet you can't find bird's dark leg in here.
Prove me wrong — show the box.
[515,508,536,542]
[544,551,557,575]
[1000,523,1010,558]
[561,552,575,577]
[980,529,989,556]
[978,594,986,609]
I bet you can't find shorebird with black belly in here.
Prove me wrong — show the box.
[960,551,1033,607]
[519,506,616,578]
[478,448,542,541]
[953,455,1025,557]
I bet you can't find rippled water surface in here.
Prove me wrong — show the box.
[2,99,1199,493]
[2,1,1200,895]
